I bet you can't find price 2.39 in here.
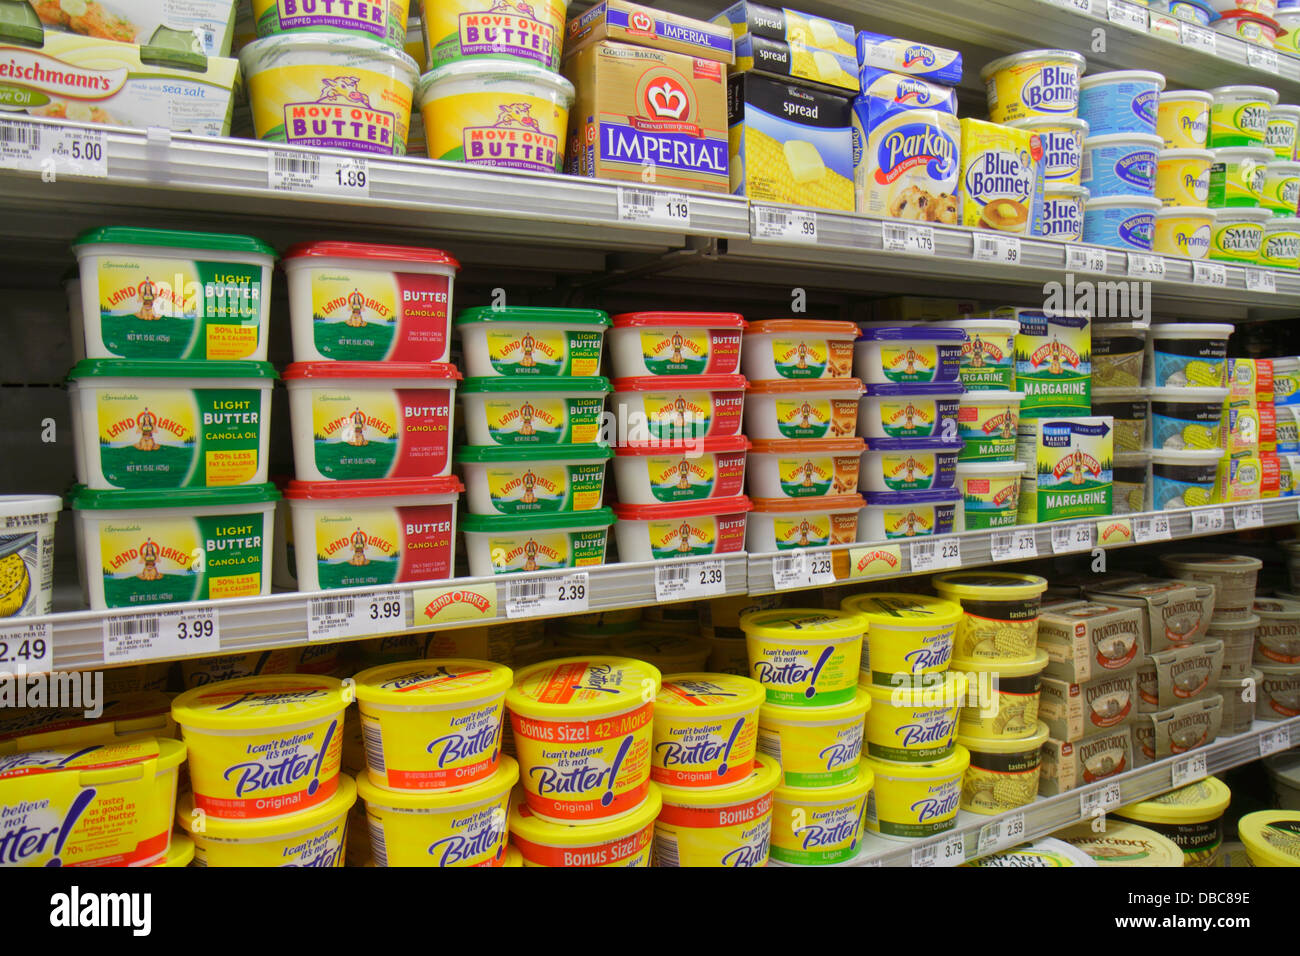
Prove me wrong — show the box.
[557,580,587,602]
[0,637,46,664]
[699,565,724,586]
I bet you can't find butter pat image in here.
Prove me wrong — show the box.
[1039,727,1133,795]
[958,119,1041,235]
[734,33,858,93]
[1037,599,1144,682]
[564,1,734,63]
[853,98,960,223]
[715,3,855,58]
[728,73,853,210]
[1039,672,1139,741]
[856,30,962,86]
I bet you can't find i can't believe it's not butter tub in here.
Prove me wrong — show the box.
[758,687,870,789]
[456,307,611,377]
[608,312,747,378]
[864,746,969,840]
[654,754,780,867]
[842,592,961,688]
[770,762,874,865]
[741,608,866,707]
[510,784,661,867]
[652,674,766,789]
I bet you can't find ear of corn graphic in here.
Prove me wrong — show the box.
[741,128,854,211]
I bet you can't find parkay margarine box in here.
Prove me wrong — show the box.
[565,40,729,193]
[565,0,734,63]
[1016,416,1114,522]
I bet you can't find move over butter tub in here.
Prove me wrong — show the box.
[423,0,568,70]
[612,496,751,562]
[456,306,610,377]
[509,783,660,867]
[863,746,968,841]
[460,507,615,576]
[743,320,858,381]
[608,312,746,378]
[252,0,410,47]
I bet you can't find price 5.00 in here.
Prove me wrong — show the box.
[70,139,103,162]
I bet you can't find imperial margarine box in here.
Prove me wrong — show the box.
[565,0,734,63]
[1015,417,1113,523]
[714,3,855,58]
[734,33,858,94]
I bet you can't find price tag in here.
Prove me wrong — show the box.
[0,119,107,178]
[1049,0,1093,11]
[308,590,408,642]
[1192,260,1228,288]
[103,606,220,664]
[772,551,808,590]
[0,620,52,676]
[1127,252,1166,279]
[1192,508,1226,534]
[911,833,964,868]
[1179,22,1217,54]
[909,537,961,573]
[991,528,1038,562]
[655,559,725,602]
[1248,45,1281,74]
[1133,513,1172,543]
[803,549,836,586]
[269,150,369,197]
[1107,0,1149,29]
[1233,503,1264,530]
[883,222,935,255]
[977,812,1027,856]
[1172,752,1209,787]
[1065,244,1108,273]
[1260,726,1292,756]
[619,187,690,227]
[505,572,589,618]
[1051,522,1093,554]
[753,206,817,243]
[1246,268,1277,294]
[1080,782,1123,817]
[973,233,1020,264]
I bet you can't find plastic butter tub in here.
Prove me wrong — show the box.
[770,762,874,864]
[423,0,567,70]
[953,460,1023,530]
[955,390,1023,462]
[0,495,59,618]
[740,608,866,707]
[1081,132,1161,197]
[608,312,746,378]
[455,306,610,377]
[958,720,1049,815]
[1208,146,1270,207]
[744,494,864,551]
[1210,85,1279,147]
[1211,208,1272,262]
[506,657,661,823]
[1154,206,1214,258]
[841,592,960,688]
[931,317,1018,390]
[654,754,779,867]
[1257,662,1300,719]
[742,320,858,381]
[282,241,458,363]
[612,496,750,561]
[1253,597,1300,665]
[460,507,614,576]
[1079,71,1165,136]
[860,439,961,493]
[352,659,512,792]
[651,674,765,789]
[68,359,275,490]
[1261,160,1300,213]
[72,485,277,609]
[963,836,1096,867]
[1160,554,1261,620]
[745,377,862,440]
[858,383,962,440]
[859,488,958,541]
[1042,183,1089,241]
[745,438,864,499]
[1150,448,1221,509]
[461,375,607,446]
[1238,810,1300,866]
[864,671,966,763]
[1150,387,1228,449]
[1158,89,1213,148]
[241,35,419,155]
[934,571,1049,664]
[459,444,611,514]
[1092,322,1147,389]
[1083,195,1161,250]
[612,374,745,441]
[1147,323,1233,387]
[417,60,573,172]
[612,436,748,504]
[251,0,410,47]
[1219,669,1262,734]
[156,834,195,868]
[1092,387,1149,452]
[1055,819,1185,866]
[980,49,1087,124]
[1007,116,1088,185]
[171,674,350,820]
[509,784,660,867]
[863,746,968,840]
[1260,216,1300,268]
[1114,776,1231,867]
[853,327,963,386]
[72,227,276,361]
[757,687,870,788]
[1267,103,1300,158]
[953,650,1049,739]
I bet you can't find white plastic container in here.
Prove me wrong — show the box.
[1150,386,1229,450]
[1078,71,1166,137]
[455,306,611,377]
[609,374,745,442]
[853,327,964,385]
[744,495,864,552]
[745,438,865,499]
[860,439,962,493]
[607,312,747,378]
[742,320,859,381]
[745,378,863,441]
[1150,448,1222,509]
[1146,323,1234,388]
[1265,103,1300,158]
[858,489,959,542]
[953,460,1025,530]
[460,508,614,575]
[0,495,60,618]
[856,383,962,440]
[459,443,612,515]
[611,496,751,561]
[1081,132,1162,198]
[612,436,749,505]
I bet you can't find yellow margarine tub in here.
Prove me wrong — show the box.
[952,649,1049,738]
[424,0,568,71]
[864,671,966,764]
[770,762,874,865]
[1114,776,1232,867]
[1157,90,1213,149]
[0,737,185,866]
[863,746,968,840]
[1154,206,1214,258]
[179,773,355,867]
[504,844,523,866]
[1156,150,1213,207]
[740,608,866,707]
[1238,810,1300,866]
[356,757,517,865]
[155,833,195,867]
[980,49,1088,125]
[352,659,512,792]
[507,656,661,823]
[958,720,1049,815]
[758,686,870,789]
[652,674,765,789]
[933,571,1049,663]
[840,592,960,687]
[654,754,780,867]
[171,674,350,820]
[1055,820,1185,866]
[509,784,660,867]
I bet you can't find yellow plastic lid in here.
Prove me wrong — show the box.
[504,845,523,866]
[1054,820,1185,866]
[178,773,358,839]
[507,657,662,720]
[841,592,962,627]
[761,685,872,723]
[655,673,765,717]
[172,675,349,731]
[352,659,513,707]
[958,720,1049,754]
[964,837,1095,867]
[863,670,967,707]
[951,648,1049,678]
[1237,810,1300,867]
[863,744,969,779]
[355,756,518,811]
[739,608,869,641]
[6,735,188,778]
[774,759,874,803]
[658,753,781,807]
[1115,776,1231,826]
[933,571,1050,601]
[157,834,195,867]
[509,782,662,847]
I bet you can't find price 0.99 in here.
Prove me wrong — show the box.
[176,618,215,640]
[0,637,45,664]
[369,600,402,621]
[558,581,586,602]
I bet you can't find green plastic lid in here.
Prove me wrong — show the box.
[456,444,613,463]
[460,376,610,393]
[73,484,281,510]
[68,359,279,381]
[455,307,611,327]
[73,227,277,259]
[460,507,615,532]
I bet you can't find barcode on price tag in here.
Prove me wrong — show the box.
[1051,522,1093,554]
[1133,514,1171,543]
[0,620,52,676]
[1127,252,1166,279]
[977,812,1026,856]
[1107,0,1148,29]
[1260,726,1292,756]
[619,187,690,227]
[1192,508,1226,534]
[1172,752,1208,787]
[1192,260,1228,287]
[1179,22,1216,53]
[1065,244,1108,273]
[270,150,369,197]
[506,572,589,618]
[103,606,220,664]
[655,559,725,602]
[1246,268,1277,293]
[1248,45,1280,74]
[1080,782,1123,816]
[0,119,107,178]
[991,529,1037,562]
[973,233,1020,264]
[911,835,963,868]
[883,222,935,254]
[772,552,807,590]
[308,590,408,642]
[753,206,817,242]
[1233,503,1264,529]
[910,537,961,572]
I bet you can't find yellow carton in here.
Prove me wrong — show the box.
[959,119,1042,235]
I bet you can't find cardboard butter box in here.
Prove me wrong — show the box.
[1039,726,1132,795]
[1039,671,1138,742]
[565,0,734,63]
[1015,417,1113,524]
[1135,639,1225,713]
[1038,599,1144,683]
[1132,695,1222,766]
[714,2,855,58]
[1085,578,1217,654]
[733,33,858,94]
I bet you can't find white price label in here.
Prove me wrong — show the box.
[103,606,220,664]
[1065,244,1108,273]
[1080,782,1123,816]
[505,572,589,618]
[977,812,1026,856]
[0,620,52,676]
[619,187,690,227]
[1051,522,1093,554]
[754,206,817,242]
[973,233,1020,264]
[1192,261,1228,288]
[655,559,725,602]
[883,222,935,255]
[804,549,836,586]
[1179,22,1216,54]
[910,537,962,573]
[1192,508,1226,534]
[308,590,408,642]
[991,528,1037,562]
[1248,45,1281,74]
[1172,752,1208,788]
[1133,513,1172,543]
[1233,503,1264,529]
[0,120,106,178]
[1260,726,1292,756]
[270,150,369,197]
[1246,268,1277,294]
[772,551,808,591]
[1050,0,1092,10]
[912,833,964,867]
[1127,252,1166,279]
[1107,0,1149,29]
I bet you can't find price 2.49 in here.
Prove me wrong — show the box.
[0,637,46,664]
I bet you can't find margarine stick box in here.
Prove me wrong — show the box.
[31,0,239,56]
[565,0,734,63]
[1004,307,1092,418]
[958,119,1042,236]
[733,33,858,94]
[856,30,962,86]
[714,3,854,59]
[728,72,853,210]
[565,40,730,193]
[859,67,956,114]
[1015,417,1114,523]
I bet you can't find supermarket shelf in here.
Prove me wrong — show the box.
[847,717,1299,867]
[747,499,1300,595]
